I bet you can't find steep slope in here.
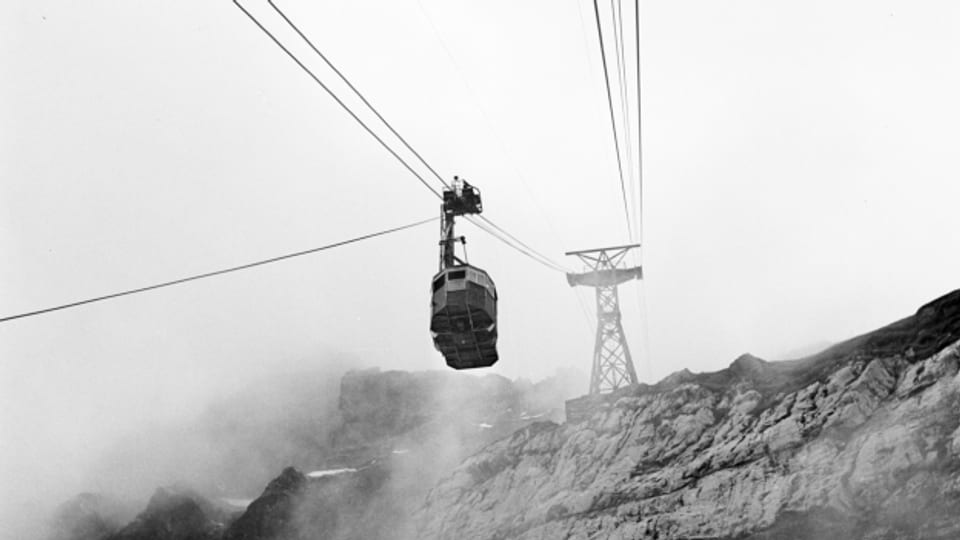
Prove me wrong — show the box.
[417,290,960,539]
[55,369,579,540]
[47,494,134,540]
[108,487,233,540]
[213,369,578,540]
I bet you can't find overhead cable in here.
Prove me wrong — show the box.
[635,0,643,242]
[415,0,571,271]
[612,0,638,242]
[591,0,634,241]
[266,0,449,189]
[266,0,566,272]
[0,217,437,324]
[232,0,442,197]
[468,216,569,273]
[240,1,567,273]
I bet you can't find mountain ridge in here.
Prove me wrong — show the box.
[416,289,960,539]
[48,289,960,540]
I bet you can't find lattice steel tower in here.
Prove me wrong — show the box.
[566,244,643,394]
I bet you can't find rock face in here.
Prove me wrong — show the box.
[417,290,960,539]
[223,468,307,540]
[222,465,391,540]
[64,369,579,540]
[47,493,131,540]
[216,370,578,540]
[108,487,232,540]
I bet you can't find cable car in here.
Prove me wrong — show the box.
[430,264,498,369]
[430,177,499,369]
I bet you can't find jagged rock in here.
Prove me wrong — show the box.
[222,464,391,540]
[109,487,230,540]
[47,493,131,540]
[64,368,578,540]
[416,289,960,540]
[223,467,306,540]
[213,368,581,540]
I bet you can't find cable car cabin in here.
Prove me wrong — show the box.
[430,265,498,369]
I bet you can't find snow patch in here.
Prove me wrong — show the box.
[307,468,357,478]
[392,449,410,455]
[477,423,494,429]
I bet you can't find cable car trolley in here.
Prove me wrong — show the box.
[430,177,499,369]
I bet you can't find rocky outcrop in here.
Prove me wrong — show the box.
[215,370,578,540]
[223,467,306,540]
[417,290,960,539]
[221,464,391,540]
[76,368,578,540]
[47,493,132,540]
[60,290,960,540]
[108,487,232,540]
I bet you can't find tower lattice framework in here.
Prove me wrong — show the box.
[566,244,642,394]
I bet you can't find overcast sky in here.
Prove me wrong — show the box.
[2,0,959,529]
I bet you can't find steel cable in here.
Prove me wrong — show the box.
[0,217,437,324]
[233,0,442,198]
[243,1,567,273]
[592,0,634,241]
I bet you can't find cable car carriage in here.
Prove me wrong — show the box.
[431,264,498,369]
[430,178,499,369]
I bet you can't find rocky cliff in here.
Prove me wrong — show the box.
[49,369,578,540]
[417,290,960,539]
[50,291,960,540]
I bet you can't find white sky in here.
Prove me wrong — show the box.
[1,0,959,528]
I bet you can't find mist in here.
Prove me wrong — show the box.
[0,331,584,540]
[3,0,960,538]
[0,345,365,540]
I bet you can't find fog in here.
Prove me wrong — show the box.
[3,0,960,538]
[0,347,361,539]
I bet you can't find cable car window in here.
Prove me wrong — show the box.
[449,270,466,280]
[432,275,445,292]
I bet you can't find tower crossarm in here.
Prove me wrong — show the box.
[565,243,642,396]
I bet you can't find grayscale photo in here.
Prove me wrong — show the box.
[2,1,959,539]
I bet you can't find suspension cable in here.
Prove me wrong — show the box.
[415,0,571,271]
[232,0,442,198]
[612,0,637,243]
[0,217,437,324]
[240,1,567,273]
[635,0,643,243]
[266,0,449,189]
[467,216,568,273]
[591,0,633,241]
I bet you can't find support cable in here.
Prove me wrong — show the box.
[635,0,643,242]
[243,1,567,273]
[0,217,437,324]
[266,0,449,189]
[415,0,570,271]
[232,0,442,198]
[467,216,568,273]
[633,0,651,382]
[612,0,637,243]
[591,0,633,241]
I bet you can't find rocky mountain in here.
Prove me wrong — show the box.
[47,494,133,540]
[49,368,579,540]
[50,290,960,540]
[416,289,960,539]
[108,488,233,540]
[214,368,578,540]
